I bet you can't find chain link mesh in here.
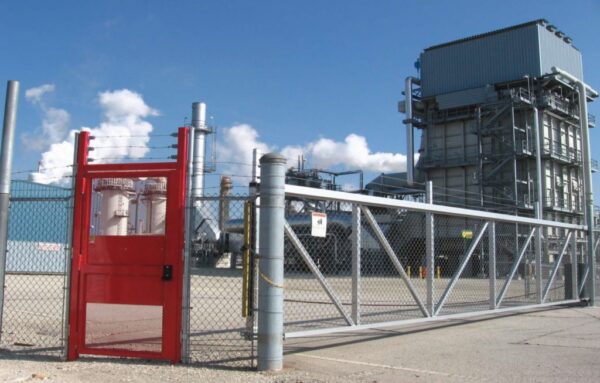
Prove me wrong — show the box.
[186,195,255,367]
[1,181,72,358]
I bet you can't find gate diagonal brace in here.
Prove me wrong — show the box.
[284,221,354,326]
[496,227,536,308]
[434,222,489,316]
[361,206,430,318]
[542,230,572,303]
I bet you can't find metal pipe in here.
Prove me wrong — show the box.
[257,152,286,371]
[533,107,543,218]
[191,102,208,204]
[425,181,434,315]
[404,77,420,185]
[351,204,361,324]
[181,126,195,363]
[552,66,595,305]
[0,81,18,341]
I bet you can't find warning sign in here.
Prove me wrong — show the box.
[461,230,473,239]
[311,212,327,238]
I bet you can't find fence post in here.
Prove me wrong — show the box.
[0,80,19,340]
[351,204,361,324]
[535,203,543,304]
[257,153,286,371]
[488,221,496,309]
[425,181,435,316]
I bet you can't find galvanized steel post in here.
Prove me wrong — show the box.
[0,80,19,340]
[425,181,435,315]
[351,204,361,324]
[257,152,286,371]
[488,221,497,309]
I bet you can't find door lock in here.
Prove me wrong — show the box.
[162,265,173,281]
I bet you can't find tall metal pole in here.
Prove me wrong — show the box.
[191,102,208,205]
[425,181,435,315]
[257,153,286,371]
[552,67,597,305]
[0,80,19,339]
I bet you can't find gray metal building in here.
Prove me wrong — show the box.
[404,19,596,223]
[399,19,597,273]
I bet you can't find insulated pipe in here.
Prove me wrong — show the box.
[257,152,286,371]
[552,66,596,305]
[0,80,19,341]
[191,102,208,203]
[404,77,420,185]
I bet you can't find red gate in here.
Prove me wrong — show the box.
[67,128,188,363]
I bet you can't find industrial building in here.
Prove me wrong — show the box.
[402,19,596,222]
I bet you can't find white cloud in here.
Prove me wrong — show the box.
[30,89,158,184]
[217,124,408,182]
[25,84,55,104]
[23,84,71,151]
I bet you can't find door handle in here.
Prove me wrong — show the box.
[162,265,173,281]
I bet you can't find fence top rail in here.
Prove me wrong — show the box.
[284,184,585,230]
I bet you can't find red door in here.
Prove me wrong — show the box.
[68,128,188,363]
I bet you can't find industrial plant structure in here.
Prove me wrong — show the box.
[402,19,596,222]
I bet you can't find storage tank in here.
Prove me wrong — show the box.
[94,178,135,235]
[143,178,167,234]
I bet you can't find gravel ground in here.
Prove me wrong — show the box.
[1,306,600,383]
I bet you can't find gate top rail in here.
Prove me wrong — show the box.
[284,184,585,230]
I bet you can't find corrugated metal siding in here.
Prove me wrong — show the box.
[420,22,584,97]
[421,24,540,97]
[537,25,583,80]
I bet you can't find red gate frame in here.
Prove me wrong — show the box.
[67,127,188,363]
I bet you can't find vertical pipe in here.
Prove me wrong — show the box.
[404,77,419,185]
[488,221,497,309]
[425,181,435,315]
[351,204,361,324]
[533,107,543,218]
[0,80,19,341]
[535,203,543,304]
[62,133,79,359]
[181,126,195,363]
[571,230,578,299]
[257,152,286,371]
[552,67,596,305]
[191,102,208,204]
[246,148,262,338]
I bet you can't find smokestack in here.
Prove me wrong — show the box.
[191,102,209,203]
[219,175,233,231]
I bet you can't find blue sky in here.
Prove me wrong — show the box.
[1,1,599,194]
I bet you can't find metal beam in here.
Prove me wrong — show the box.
[496,227,536,307]
[434,222,489,316]
[361,206,430,317]
[285,299,579,339]
[284,185,584,230]
[284,221,354,326]
[542,230,572,302]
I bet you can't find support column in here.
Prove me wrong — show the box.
[488,221,497,309]
[351,204,361,324]
[0,81,19,340]
[425,181,435,316]
[535,203,543,304]
[257,153,286,371]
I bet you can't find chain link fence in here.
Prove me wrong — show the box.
[0,180,72,358]
[185,194,255,368]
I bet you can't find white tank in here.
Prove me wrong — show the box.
[94,178,135,236]
[143,178,167,234]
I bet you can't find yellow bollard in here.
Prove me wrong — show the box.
[419,266,423,279]
[436,266,441,279]
[407,266,411,278]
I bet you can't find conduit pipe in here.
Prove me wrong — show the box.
[552,66,597,305]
